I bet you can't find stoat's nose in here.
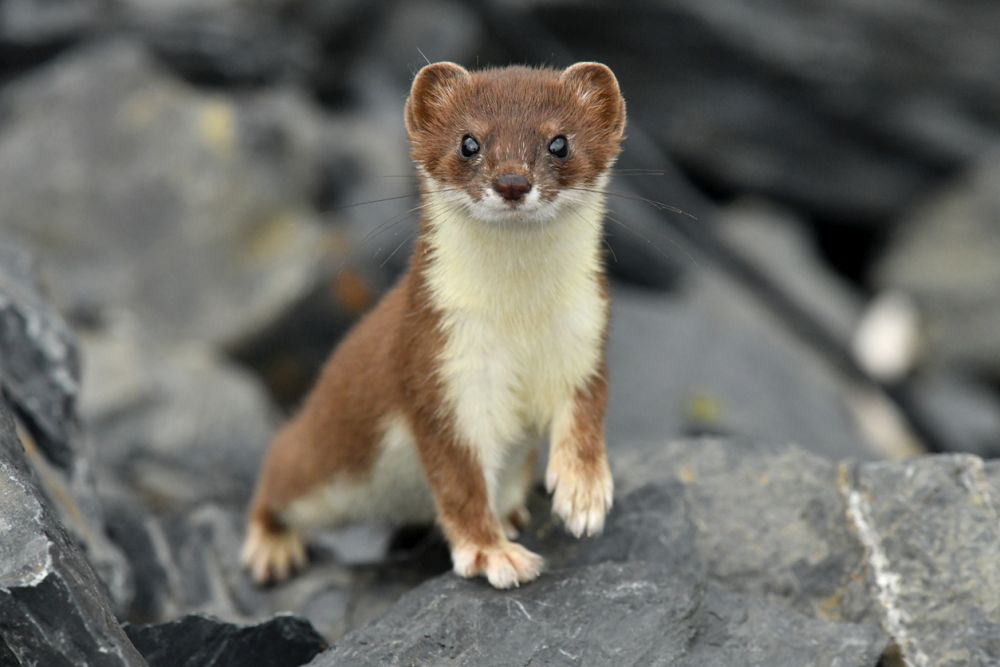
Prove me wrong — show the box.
[493,174,532,201]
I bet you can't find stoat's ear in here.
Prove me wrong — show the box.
[405,62,470,135]
[561,62,626,138]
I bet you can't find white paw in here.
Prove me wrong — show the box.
[451,540,544,589]
[240,520,308,585]
[546,452,613,537]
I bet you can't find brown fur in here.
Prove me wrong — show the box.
[245,62,625,585]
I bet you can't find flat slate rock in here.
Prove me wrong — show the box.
[0,400,145,667]
[307,438,1000,667]
[126,613,326,667]
[311,561,887,667]
[643,442,877,623]
[526,440,879,626]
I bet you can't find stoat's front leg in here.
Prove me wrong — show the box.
[410,415,544,589]
[546,365,614,537]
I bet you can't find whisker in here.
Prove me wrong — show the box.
[566,187,697,220]
[560,192,699,269]
[357,203,429,246]
[379,232,415,268]
[604,211,699,269]
[373,201,463,266]
[329,188,459,212]
[604,238,618,263]
[565,203,619,265]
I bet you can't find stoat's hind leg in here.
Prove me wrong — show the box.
[241,509,308,585]
[241,423,345,586]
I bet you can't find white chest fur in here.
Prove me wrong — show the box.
[421,187,609,482]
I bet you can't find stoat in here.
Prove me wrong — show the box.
[242,61,626,589]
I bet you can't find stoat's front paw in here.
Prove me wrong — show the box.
[241,520,308,585]
[546,451,613,537]
[451,540,544,589]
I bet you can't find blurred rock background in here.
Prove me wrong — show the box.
[2,1,1000,665]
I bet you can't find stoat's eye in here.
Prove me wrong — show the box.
[548,135,568,158]
[460,135,480,158]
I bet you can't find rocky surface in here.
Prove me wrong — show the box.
[0,240,134,612]
[0,242,82,470]
[0,40,329,349]
[312,438,1000,667]
[851,456,1000,666]
[0,400,145,667]
[79,319,280,513]
[126,613,327,667]
[717,199,864,348]
[607,284,873,461]
[314,562,887,667]
[103,499,445,636]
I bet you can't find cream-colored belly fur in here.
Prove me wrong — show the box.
[284,188,607,529]
[423,188,608,508]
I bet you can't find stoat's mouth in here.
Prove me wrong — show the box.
[420,174,577,225]
[464,187,567,224]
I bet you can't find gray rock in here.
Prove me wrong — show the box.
[0,399,145,667]
[106,500,444,640]
[717,199,863,347]
[847,455,1000,666]
[312,561,887,667]
[527,440,879,626]
[0,239,133,612]
[0,241,80,470]
[875,151,1000,377]
[646,442,878,623]
[522,478,701,578]
[307,437,1000,666]
[125,613,326,667]
[0,39,328,349]
[606,284,874,460]
[80,319,280,512]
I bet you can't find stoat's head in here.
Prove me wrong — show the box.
[405,62,626,224]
